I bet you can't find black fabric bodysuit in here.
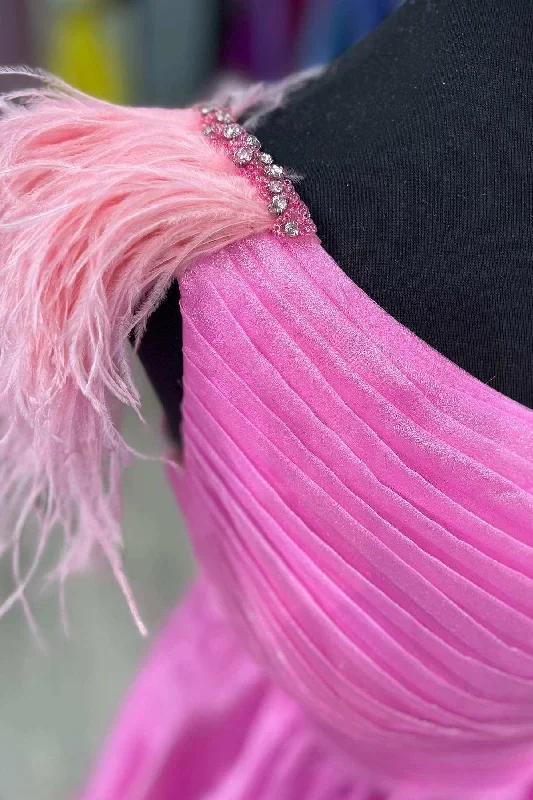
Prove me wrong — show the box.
[138,0,533,443]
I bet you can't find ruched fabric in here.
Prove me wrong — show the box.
[81,580,369,800]
[84,233,533,798]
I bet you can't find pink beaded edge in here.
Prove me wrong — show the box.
[198,105,317,238]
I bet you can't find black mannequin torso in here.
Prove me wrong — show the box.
[138,0,533,442]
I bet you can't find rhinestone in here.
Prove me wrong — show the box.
[245,135,261,150]
[265,164,283,179]
[234,146,254,166]
[268,194,288,215]
[284,220,299,236]
[196,105,314,239]
[223,123,242,139]
[268,180,284,194]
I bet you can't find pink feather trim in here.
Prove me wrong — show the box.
[0,69,272,632]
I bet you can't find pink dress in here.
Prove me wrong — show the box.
[1,83,532,800]
[81,224,533,798]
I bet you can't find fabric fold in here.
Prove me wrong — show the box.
[168,232,533,793]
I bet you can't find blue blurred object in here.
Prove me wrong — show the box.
[130,0,402,104]
[220,0,401,80]
[296,0,399,69]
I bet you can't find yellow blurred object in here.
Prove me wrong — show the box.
[47,1,129,103]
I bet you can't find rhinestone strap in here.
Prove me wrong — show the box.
[199,106,317,238]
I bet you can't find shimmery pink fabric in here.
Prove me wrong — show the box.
[81,579,366,800]
[83,232,533,799]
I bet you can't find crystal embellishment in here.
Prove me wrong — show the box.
[223,123,242,139]
[268,180,284,194]
[269,195,288,215]
[265,164,284,179]
[245,135,261,150]
[284,221,299,236]
[197,105,317,238]
[234,146,254,166]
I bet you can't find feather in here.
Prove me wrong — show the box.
[0,69,271,631]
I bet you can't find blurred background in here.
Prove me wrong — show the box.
[0,1,402,798]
